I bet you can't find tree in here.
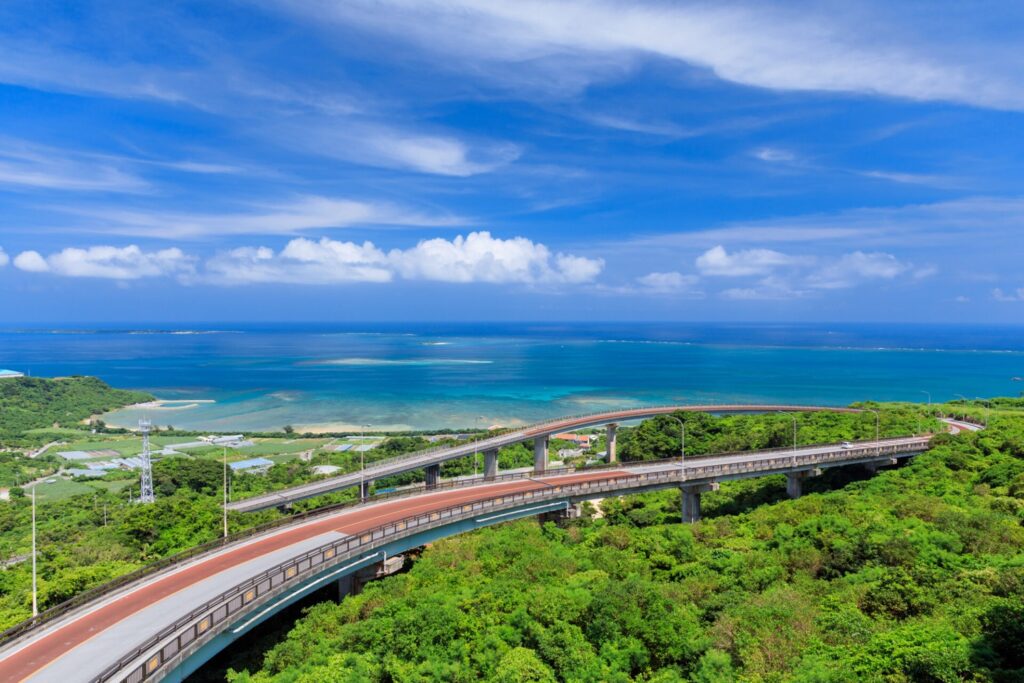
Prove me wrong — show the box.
[491,648,556,683]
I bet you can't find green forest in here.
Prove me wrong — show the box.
[222,412,1024,683]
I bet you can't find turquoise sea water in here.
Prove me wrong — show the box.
[0,323,1022,431]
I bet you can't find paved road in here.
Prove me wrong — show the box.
[0,434,925,683]
[229,404,864,512]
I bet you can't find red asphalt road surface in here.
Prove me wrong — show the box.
[0,469,627,682]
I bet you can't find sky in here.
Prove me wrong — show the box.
[1,0,1023,324]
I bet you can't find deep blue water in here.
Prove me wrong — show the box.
[0,323,1021,431]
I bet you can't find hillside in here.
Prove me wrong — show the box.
[0,376,152,442]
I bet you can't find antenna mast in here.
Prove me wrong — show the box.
[139,418,155,503]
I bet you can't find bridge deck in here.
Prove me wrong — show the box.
[0,435,931,683]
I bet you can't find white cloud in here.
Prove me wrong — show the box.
[269,0,1024,110]
[14,245,194,279]
[993,288,1024,302]
[721,275,805,301]
[635,271,700,294]
[205,231,603,286]
[13,251,48,272]
[0,247,8,267]
[696,245,807,277]
[390,232,602,284]
[0,141,149,193]
[205,239,392,284]
[806,251,911,289]
[65,195,462,239]
[752,147,796,163]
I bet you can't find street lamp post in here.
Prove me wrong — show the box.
[778,411,798,468]
[666,415,685,482]
[31,484,38,617]
[222,446,229,539]
[360,424,371,501]
[955,394,969,421]
[867,409,880,456]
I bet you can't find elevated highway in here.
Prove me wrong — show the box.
[0,426,936,683]
[228,404,864,512]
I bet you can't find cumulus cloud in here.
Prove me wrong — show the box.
[390,232,601,284]
[12,251,48,272]
[206,231,603,286]
[205,239,392,285]
[696,245,807,277]
[14,245,195,279]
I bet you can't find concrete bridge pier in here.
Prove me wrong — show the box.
[337,554,406,600]
[680,482,719,523]
[534,437,548,474]
[606,423,618,463]
[540,504,580,525]
[785,468,822,499]
[484,449,498,480]
[864,457,898,473]
[360,481,371,500]
[425,464,441,488]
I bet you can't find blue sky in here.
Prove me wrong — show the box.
[1,0,1023,323]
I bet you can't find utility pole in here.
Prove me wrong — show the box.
[360,424,371,501]
[138,419,155,504]
[31,484,38,617]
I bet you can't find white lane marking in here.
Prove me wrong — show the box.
[230,552,385,634]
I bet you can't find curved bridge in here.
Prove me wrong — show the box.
[228,404,865,512]
[0,424,941,682]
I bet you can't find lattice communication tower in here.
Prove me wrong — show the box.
[139,418,155,503]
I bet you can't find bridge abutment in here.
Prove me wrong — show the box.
[606,423,618,463]
[484,449,498,480]
[680,482,719,523]
[534,437,548,474]
[425,463,441,488]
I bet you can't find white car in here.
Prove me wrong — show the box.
[840,441,853,449]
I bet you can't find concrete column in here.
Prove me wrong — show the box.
[360,481,371,499]
[533,437,549,474]
[785,468,822,499]
[425,463,441,488]
[484,449,498,480]
[680,482,719,523]
[606,423,618,463]
[336,574,354,600]
[785,472,804,499]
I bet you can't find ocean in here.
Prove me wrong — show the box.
[1,322,1021,432]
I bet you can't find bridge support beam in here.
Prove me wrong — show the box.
[484,449,498,480]
[360,481,371,500]
[425,464,441,488]
[785,468,822,499]
[337,554,406,600]
[534,437,549,474]
[540,504,580,526]
[606,423,618,463]
[680,482,719,523]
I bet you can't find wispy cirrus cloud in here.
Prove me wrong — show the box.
[0,141,150,193]
[59,195,464,239]
[264,0,1024,110]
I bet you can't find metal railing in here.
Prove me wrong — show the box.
[95,437,928,683]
